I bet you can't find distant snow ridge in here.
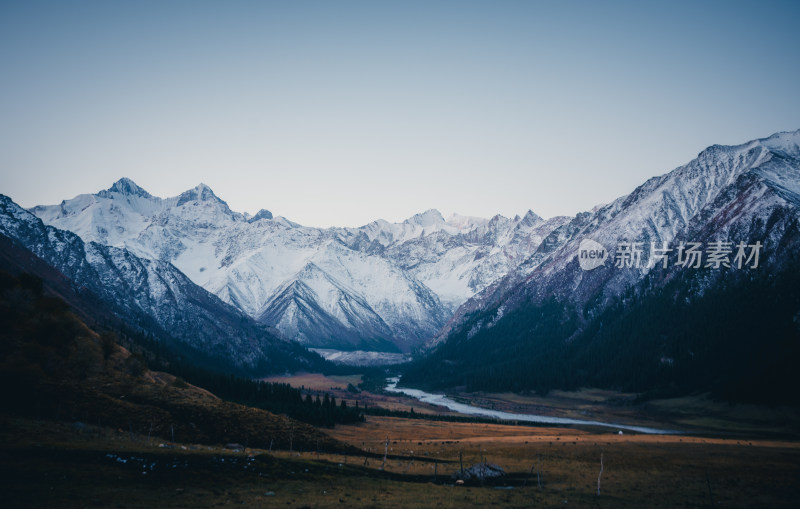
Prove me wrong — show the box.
[310,349,412,366]
[31,179,566,352]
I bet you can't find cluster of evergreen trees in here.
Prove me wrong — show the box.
[113,331,364,427]
[167,363,365,427]
[402,261,800,406]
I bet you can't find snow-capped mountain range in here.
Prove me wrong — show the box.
[15,128,800,372]
[423,129,800,351]
[30,179,567,352]
[0,194,322,372]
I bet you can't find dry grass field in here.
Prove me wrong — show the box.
[326,416,800,506]
[4,365,799,508]
[260,373,364,391]
[4,411,799,508]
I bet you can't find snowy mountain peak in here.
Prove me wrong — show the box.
[517,209,542,228]
[759,129,800,157]
[406,209,445,227]
[172,183,244,222]
[176,183,224,206]
[446,213,490,230]
[696,129,800,162]
[248,208,274,222]
[103,177,152,198]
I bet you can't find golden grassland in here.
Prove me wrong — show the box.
[3,412,799,508]
[259,372,364,391]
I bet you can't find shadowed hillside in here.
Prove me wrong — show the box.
[0,269,347,452]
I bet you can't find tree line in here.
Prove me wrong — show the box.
[401,259,800,406]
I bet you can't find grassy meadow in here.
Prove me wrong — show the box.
[3,406,799,508]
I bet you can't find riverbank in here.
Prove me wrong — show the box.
[260,372,800,439]
[384,377,679,434]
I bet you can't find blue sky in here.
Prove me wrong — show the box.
[1,0,798,227]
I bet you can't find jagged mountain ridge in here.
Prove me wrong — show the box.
[423,129,800,350]
[32,180,566,352]
[0,195,324,373]
[401,130,800,397]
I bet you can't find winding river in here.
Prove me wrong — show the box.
[385,377,678,435]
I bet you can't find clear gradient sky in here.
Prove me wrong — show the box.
[1,1,798,227]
